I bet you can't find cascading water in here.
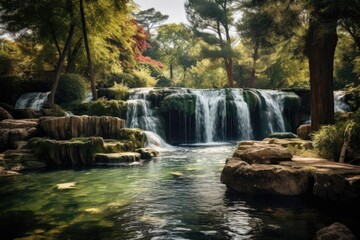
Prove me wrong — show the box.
[15,92,50,110]
[230,89,253,140]
[192,89,227,142]
[334,91,351,112]
[126,88,168,148]
[253,89,286,135]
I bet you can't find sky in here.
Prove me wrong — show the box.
[134,0,188,24]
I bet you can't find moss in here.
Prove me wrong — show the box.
[55,74,87,104]
[72,99,127,119]
[116,128,145,150]
[160,93,196,116]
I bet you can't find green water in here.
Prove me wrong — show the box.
[0,145,358,239]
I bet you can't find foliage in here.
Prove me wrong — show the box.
[109,82,129,100]
[312,110,360,161]
[132,66,158,87]
[185,59,227,88]
[55,74,86,104]
[134,8,169,36]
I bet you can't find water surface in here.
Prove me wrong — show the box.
[0,145,357,239]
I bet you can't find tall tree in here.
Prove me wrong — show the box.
[134,8,169,37]
[305,1,339,131]
[186,0,236,87]
[79,0,97,100]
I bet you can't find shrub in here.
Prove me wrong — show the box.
[55,74,87,104]
[312,110,360,161]
[109,83,129,100]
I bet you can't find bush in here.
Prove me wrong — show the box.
[312,110,360,161]
[109,83,129,100]
[55,74,87,104]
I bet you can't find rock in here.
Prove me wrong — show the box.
[315,222,356,240]
[0,168,20,177]
[0,119,40,152]
[39,115,126,140]
[0,107,13,120]
[94,152,141,165]
[233,141,293,164]
[136,148,159,159]
[221,140,360,203]
[28,137,106,167]
[221,158,310,195]
[268,132,298,139]
[297,124,312,140]
[1,149,45,170]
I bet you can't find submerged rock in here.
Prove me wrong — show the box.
[94,152,141,165]
[221,140,360,203]
[315,222,356,240]
[135,148,159,159]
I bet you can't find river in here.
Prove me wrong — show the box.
[0,144,357,239]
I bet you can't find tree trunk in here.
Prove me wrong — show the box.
[47,24,75,105]
[66,36,83,73]
[170,63,173,80]
[307,6,338,131]
[248,41,259,88]
[224,57,234,88]
[80,0,98,101]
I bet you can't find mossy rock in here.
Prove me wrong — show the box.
[27,137,106,167]
[282,93,300,111]
[72,99,127,119]
[160,93,196,116]
[115,128,146,150]
[268,132,298,139]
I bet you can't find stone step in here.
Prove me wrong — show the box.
[94,152,141,166]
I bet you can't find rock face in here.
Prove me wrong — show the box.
[221,140,360,203]
[39,116,126,140]
[0,107,13,120]
[0,119,39,152]
[29,137,106,167]
[315,222,356,240]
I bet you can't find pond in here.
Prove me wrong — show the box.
[0,144,357,239]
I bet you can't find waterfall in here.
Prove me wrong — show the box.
[192,89,227,142]
[126,88,163,137]
[15,92,50,110]
[334,91,350,112]
[144,131,174,151]
[254,89,286,135]
[230,89,253,140]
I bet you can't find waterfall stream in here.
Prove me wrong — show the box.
[15,92,50,110]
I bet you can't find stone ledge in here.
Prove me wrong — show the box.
[221,140,360,203]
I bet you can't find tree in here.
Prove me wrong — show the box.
[134,8,169,37]
[79,0,97,100]
[156,24,196,81]
[185,0,236,87]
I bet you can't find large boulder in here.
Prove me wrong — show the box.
[297,124,311,140]
[39,116,126,140]
[233,141,293,164]
[221,158,310,195]
[221,140,360,203]
[315,222,356,240]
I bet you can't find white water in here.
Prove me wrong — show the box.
[126,88,163,137]
[144,131,174,151]
[15,92,50,110]
[192,89,227,142]
[253,89,286,134]
[334,91,351,112]
[230,89,253,140]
